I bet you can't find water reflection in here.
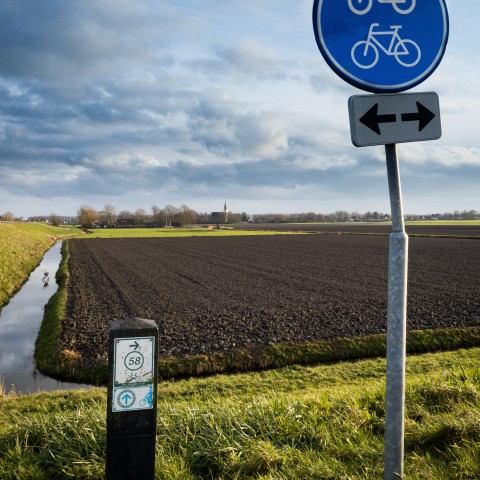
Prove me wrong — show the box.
[0,242,91,394]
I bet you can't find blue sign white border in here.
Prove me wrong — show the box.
[312,0,449,93]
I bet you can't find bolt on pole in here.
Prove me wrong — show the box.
[384,144,408,480]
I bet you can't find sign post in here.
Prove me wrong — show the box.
[106,318,158,480]
[384,144,408,478]
[313,1,448,478]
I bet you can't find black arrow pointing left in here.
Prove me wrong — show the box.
[359,103,396,135]
[401,102,436,131]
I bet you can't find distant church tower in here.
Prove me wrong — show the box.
[224,201,228,223]
[210,202,229,225]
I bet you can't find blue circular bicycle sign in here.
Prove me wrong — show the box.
[312,0,449,93]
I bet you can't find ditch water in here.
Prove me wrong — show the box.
[0,242,91,394]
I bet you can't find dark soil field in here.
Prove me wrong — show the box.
[234,222,480,237]
[61,235,480,368]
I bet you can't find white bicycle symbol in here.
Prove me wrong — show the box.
[348,0,416,15]
[351,23,421,69]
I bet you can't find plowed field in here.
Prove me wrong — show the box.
[62,235,480,367]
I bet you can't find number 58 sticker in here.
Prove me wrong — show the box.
[124,351,144,371]
[114,337,154,386]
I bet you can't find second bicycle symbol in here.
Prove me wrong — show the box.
[351,23,421,69]
[348,0,416,15]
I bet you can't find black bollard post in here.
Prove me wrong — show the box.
[106,318,158,480]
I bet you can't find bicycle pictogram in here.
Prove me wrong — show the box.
[139,387,153,407]
[348,0,416,15]
[351,23,421,69]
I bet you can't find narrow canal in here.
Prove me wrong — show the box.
[0,242,91,394]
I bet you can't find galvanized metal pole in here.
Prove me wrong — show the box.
[384,143,408,480]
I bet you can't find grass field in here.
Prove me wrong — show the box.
[1,347,479,479]
[83,226,303,239]
[0,222,78,308]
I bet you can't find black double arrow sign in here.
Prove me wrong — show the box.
[360,102,436,135]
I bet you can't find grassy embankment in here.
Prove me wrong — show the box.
[1,348,480,479]
[0,222,78,309]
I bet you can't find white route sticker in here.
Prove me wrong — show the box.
[114,337,155,387]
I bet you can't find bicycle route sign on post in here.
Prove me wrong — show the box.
[312,2,448,479]
[106,317,159,480]
[113,335,155,412]
[312,0,449,93]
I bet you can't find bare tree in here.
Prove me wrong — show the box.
[49,213,61,226]
[104,204,117,224]
[134,208,148,224]
[118,210,133,219]
[78,205,99,227]
[179,204,197,226]
[151,205,161,222]
[335,210,350,222]
[164,204,179,226]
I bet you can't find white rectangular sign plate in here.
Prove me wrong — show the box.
[348,92,441,147]
[113,336,155,387]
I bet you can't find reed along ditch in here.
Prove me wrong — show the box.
[0,242,90,394]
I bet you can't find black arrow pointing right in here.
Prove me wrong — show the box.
[401,102,436,131]
[129,340,140,351]
[359,103,396,135]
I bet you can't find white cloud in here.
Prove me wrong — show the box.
[397,144,480,167]
[0,0,478,218]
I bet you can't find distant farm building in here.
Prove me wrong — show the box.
[116,218,136,227]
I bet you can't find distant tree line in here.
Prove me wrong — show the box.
[4,207,479,225]
[251,209,480,223]
[74,204,250,228]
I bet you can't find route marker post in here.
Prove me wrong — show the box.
[106,318,158,480]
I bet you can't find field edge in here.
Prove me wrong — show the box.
[35,240,480,384]
[34,238,480,385]
[34,241,107,385]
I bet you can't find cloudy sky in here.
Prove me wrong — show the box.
[0,0,478,218]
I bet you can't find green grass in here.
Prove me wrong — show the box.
[82,227,304,239]
[0,222,78,308]
[2,222,480,477]
[1,348,479,479]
